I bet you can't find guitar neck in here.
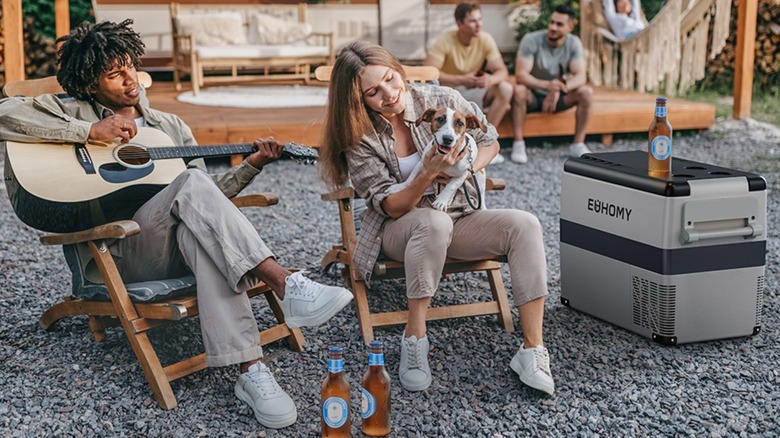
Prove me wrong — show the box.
[147,143,255,160]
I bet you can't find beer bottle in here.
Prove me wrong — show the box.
[321,347,350,437]
[648,97,673,177]
[361,340,391,436]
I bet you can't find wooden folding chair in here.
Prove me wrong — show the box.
[315,65,515,343]
[2,74,304,410]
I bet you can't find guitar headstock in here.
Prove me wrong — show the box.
[283,142,318,165]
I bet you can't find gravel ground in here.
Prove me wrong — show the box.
[1,118,779,437]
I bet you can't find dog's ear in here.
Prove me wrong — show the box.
[466,115,488,132]
[416,108,437,126]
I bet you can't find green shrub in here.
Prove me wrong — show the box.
[22,0,94,39]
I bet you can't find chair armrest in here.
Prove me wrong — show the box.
[486,178,506,191]
[231,193,279,208]
[40,220,141,246]
[321,187,356,202]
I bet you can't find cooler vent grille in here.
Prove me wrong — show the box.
[756,275,765,324]
[631,276,676,336]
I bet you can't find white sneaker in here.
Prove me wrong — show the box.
[235,362,297,428]
[280,271,353,328]
[489,153,505,165]
[399,333,432,391]
[569,142,592,157]
[510,343,555,395]
[511,141,528,164]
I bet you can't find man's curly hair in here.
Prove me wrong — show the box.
[56,19,145,101]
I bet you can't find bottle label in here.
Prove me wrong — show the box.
[328,358,344,373]
[368,352,384,366]
[655,106,667,118]
[650,135,672,160]
[322,397,349,428]
[361,387,377,419]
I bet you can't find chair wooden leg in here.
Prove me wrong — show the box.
[346,269,375,344]
[320,247,342,272]
[40,299,86,330]
[127,331,179,410]
[486,268,515,333]
[89,240,179,410]
[263,290,305,352]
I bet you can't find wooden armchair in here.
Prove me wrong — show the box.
[315,65,514,343]
[1,75,305,410]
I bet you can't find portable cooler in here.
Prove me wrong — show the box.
[560,151,766,344]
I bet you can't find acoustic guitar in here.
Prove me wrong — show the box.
[3,127,318,233]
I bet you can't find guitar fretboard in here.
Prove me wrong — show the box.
[147,144,255,160]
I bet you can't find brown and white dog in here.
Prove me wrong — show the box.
[388,107,488,211]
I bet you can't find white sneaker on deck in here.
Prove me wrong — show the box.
[569,142,592,157]
[510,343,555,395]
[279,271,353,328]
[235,362,297,429]
[511,141,528,164]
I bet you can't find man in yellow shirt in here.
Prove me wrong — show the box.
[424,1,513,164]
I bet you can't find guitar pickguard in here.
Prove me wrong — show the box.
[98,162,155,184]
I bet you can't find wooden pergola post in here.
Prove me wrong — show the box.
[2,0,25,82]
[1,0,70,83]
[732,0,758,119]
[55,0,71,40]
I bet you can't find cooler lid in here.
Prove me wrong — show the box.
[564,151,766,197]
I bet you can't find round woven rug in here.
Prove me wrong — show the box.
[177,85,329,108]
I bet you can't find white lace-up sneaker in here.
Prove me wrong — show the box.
[235,362,297,428]
[569,142,592,157]
[280,271,353,328]
[510,343,555,395]
[511,141,528,164]
[399,333,432,391]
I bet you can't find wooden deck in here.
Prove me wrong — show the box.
[146,81,715,148]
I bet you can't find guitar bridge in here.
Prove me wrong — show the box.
[74,143,96,174]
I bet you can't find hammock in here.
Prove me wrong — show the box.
[581,0,732,94]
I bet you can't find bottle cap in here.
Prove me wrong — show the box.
[656,97,667,103]
[329,346,343,354]
[369,340,383,348]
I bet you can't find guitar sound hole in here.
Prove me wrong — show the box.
[116,145,152,167]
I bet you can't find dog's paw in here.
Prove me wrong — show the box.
[431,199,449,211]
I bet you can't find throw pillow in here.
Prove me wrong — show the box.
[249,12,312,45]
[176,12,247,46]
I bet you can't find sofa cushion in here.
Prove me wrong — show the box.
[196,44,330,59]
[249,12,312,45]
[176,12,247,46]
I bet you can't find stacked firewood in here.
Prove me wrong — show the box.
[706,0,780,89]
[0,13,58,86]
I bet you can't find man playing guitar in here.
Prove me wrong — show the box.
[0,20,351,430]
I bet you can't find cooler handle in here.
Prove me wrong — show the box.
[683,226,759,243]
[681,197,764,244]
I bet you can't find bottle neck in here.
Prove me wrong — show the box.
[368,351,385,367]
[655,105,667,119]
[328,357,345,374]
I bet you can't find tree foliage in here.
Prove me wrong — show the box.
[22,0,94,39]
